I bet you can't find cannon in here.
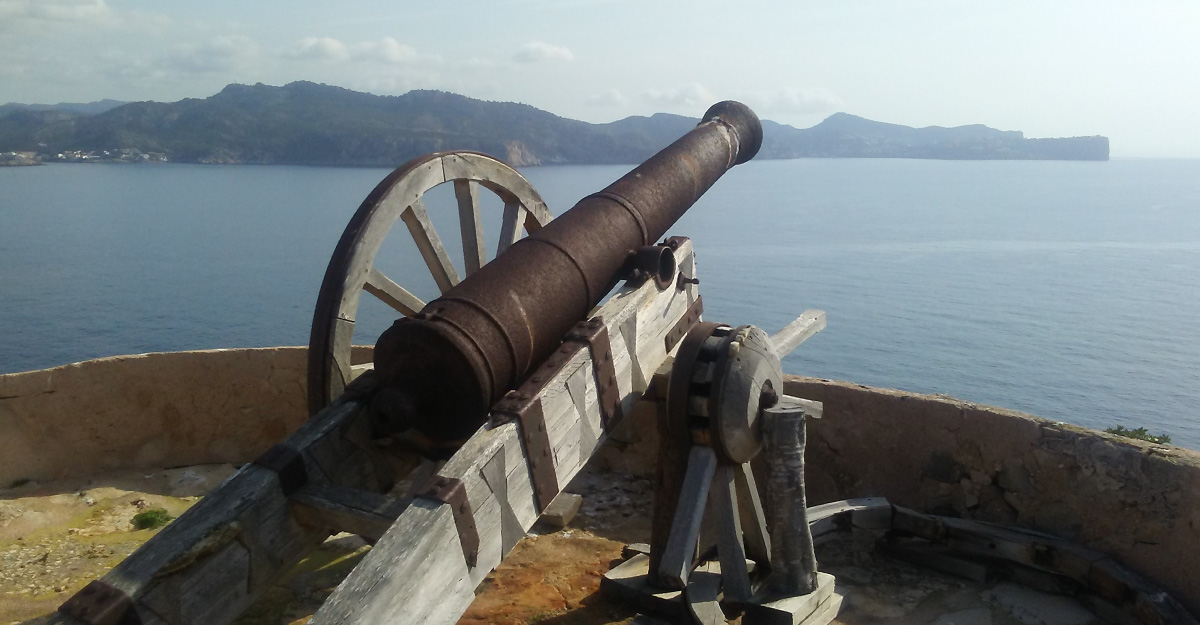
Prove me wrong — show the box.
[308,100,763,441]
[49,102,833,625]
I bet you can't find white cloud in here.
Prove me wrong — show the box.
[756,87,843,115]
[168,35,258,74]
[353,38,418,64]
[449,57,498,72]
[289,37,350,62]
[284,36,442,69]
[0,0,110,23]
[585,89,628,106]
[0,0,155,35]
[641,83,715,108]
[513,41,574,63]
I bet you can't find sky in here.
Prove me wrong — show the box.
[2,0,1198,157]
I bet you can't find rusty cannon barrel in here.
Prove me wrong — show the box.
[372,101,762,441]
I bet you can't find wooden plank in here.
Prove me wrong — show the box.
[735,462,772,569]
[349,362,373,382]
[482,449,527,552]
[290,483,411,541]
[890,506,947,540]
[139,540,253,624]
[769,310,826,359]
[401,198,461,293]
[806,497,891,537]
[686,561,725,625]
[362,267,424,317]
[745,571,837,625]
[710,465,752,603]
[497,200,526,255]
[744,573,840,623]
[312,502,475,624]
[659,445,718,589]
[600,554,684,617]
[313,241,703,625]
[454,179,487,275]
[776,395,823,419]
[937,515,1109,581]
[649,380,689,590]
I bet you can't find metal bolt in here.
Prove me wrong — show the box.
[760,386,779,410]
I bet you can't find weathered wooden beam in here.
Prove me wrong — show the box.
[401,198,461,294]
[453,179,486,275]
[806,497,892,539]
[496,200,527,256]
[770,310,826,359]
[290,483,411,542]
[311,240,703,625]
[657,445,718,589]
[362,267,425,317]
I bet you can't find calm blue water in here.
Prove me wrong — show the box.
[2,159,1198,449]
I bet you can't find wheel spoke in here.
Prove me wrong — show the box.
[523,207,546,234]
[402,197,461,293]
[363,267,426,316]
[454,180,487,275]
[498,200,527,256]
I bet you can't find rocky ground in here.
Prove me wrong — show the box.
[0,465,237,623]
[2,463,1107,625]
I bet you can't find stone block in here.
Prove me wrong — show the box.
[538,492,582,529]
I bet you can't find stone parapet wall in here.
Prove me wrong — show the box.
[0,348,314,486]
[783,375,1200,615]
[2,349,1197,612]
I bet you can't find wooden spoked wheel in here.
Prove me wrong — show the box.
[307,151,552,414]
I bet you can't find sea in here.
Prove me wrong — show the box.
[2,158,1198,449]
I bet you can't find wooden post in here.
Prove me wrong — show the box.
[762,397,822,594]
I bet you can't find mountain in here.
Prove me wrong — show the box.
[0,99,126,118]
[760,113,1107,160]
[0,82,1108,165]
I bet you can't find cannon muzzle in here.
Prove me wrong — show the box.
[373,101,762,441]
